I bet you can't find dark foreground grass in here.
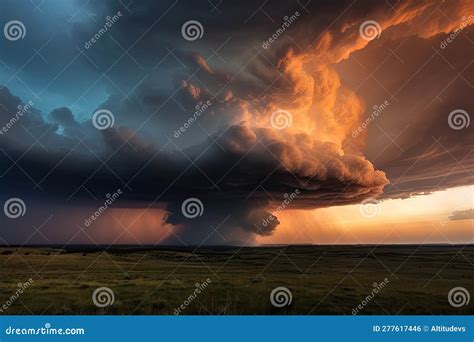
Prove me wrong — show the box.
[0,245,472,315]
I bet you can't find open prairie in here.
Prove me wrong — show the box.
[0,245,472,315]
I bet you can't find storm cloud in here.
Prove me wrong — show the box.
[0,0,472,244]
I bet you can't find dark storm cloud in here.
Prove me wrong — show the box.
[0,87,64,149]
[0,0,472,244]
[49,107,85,138]
[0,83,387,244]
[163,199,279,245]
[0,85,387,207]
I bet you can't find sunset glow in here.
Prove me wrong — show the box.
[0,0,472,246]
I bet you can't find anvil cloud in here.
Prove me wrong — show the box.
[0,0,472,245]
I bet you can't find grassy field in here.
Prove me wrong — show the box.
[0,245,472,315]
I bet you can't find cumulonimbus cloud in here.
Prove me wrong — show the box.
[0,0,472,244]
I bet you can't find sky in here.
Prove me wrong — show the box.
[0,0,472,246]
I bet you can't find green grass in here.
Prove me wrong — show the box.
[0,245,472,315]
